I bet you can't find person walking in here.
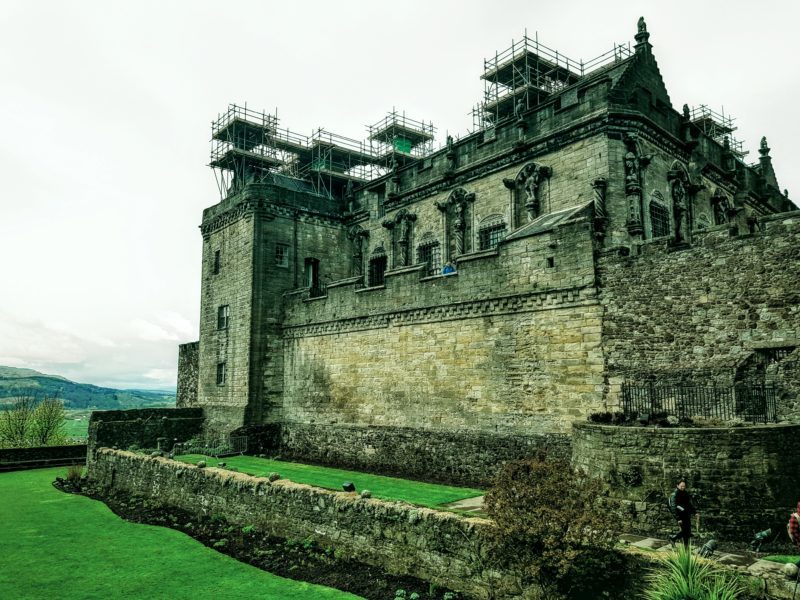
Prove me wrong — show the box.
[788,500,800,548]
[669,480,697,548]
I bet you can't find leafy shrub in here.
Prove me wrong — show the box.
[644,544,742,600]
[588,411,613,424]
[484,453,623,599]
[588,411,628,425]
[0,392,66,448]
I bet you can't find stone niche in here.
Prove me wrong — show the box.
[571,422,800,539]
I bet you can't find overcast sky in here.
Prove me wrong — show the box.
[1,1,798,390]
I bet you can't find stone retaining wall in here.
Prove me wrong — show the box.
[572,422,800,538]
[279,423,570,487]
[87,449,508,599]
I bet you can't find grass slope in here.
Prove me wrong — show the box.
[0,365,175,409]
[0,468,359,600]
[176,454,483,508]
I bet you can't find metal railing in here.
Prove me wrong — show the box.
[621,383,777,424]
[179,435,248,458]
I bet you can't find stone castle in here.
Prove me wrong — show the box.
[176,19,798,486]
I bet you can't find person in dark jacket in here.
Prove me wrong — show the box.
[668,480,697,548]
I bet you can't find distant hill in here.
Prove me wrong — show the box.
[0,366,175,409]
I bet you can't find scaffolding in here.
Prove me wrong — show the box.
[210,104,435,200]
[301,128,383,199]
[368,109,436,166]
[210,104,283,196]
[473,32,632,130]
[689,105,748,157]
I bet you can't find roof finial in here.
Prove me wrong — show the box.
[759,136,770,156]
[634,16,651,54]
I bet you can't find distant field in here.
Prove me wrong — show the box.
[176,454,483,509]
[63,409,92,440]
[0,467,359,599]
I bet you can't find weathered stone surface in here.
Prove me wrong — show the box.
[88,449,506,599]
[572,422,800,537]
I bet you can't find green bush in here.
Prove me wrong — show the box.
[644,545,742,600]
[0,392,66,448]
[484,453,623,599]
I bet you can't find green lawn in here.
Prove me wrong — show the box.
[0,468,360,600]
[764,555,800,564]
[175,454,483,509]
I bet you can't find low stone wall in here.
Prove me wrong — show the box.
[87,449,508,599]
[0,444,87,471]
[572,422,800,538]
[279,423,571,486]
[87,408,204,461]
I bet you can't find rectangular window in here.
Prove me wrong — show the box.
[546,257,555,268]
[368,255,387,287]
[275,243,289,268]
[216,362,226,386]
[650,202,671,238]
[217,305,230,330]
[213,250,221,274]
[417,242,441,276]
[377,190,386,218]
[478,223,507,251]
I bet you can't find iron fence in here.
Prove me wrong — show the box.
[621,383,777,424]
[180,435,248,458]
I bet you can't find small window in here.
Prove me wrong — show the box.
[275,244,289,268]
[478,223,507,250]
[377,190,386,218]
[417,241,441,276]
[650,202,670,238]
[546,257,555,268]
[213,250,221,275]
[216,362,226,386]
[368,255,387,287]
[217,305,230,330]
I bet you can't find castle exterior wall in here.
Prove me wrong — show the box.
[198,209,258,431]
[572,422,800,537]
[598,213,800,406]
[176,341,199,408]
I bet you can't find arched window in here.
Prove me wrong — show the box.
[478,214,507,250]
[416,232,441,276]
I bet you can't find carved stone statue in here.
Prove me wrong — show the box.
[445,134,456,172]
[348,225,369,277]
[624,152,640,194]
[514,163,551,221]
[515,98,525,119]
[671,179,688,243]
[436,188,475,259]
[711,189,730,225]
[682,104,690,120]
[637,16,647,34]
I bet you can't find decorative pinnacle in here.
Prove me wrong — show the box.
[634,16,651,52]
[759,136,770,157]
